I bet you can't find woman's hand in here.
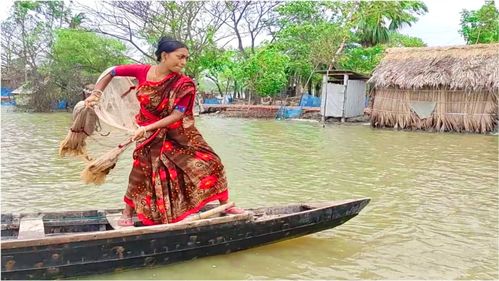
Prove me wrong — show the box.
[132,126,148,141]
[84,93,101,108]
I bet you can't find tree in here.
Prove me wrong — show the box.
[218,1,280,56]
[355,1,428,47]
[460,1,499,44]
[198,45,239,96]
[78,1,228,79]
[385,31,426,47]
[46,29,130,104]
[273,1,330,96]
[242,45,289,99]
[339,32,425,75]
[339,46,385,75]
[1,1,73,76]
[1,0,92,111]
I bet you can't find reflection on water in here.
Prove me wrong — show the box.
[1,110,497,279]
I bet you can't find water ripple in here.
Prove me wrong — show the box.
[2,112,498,279]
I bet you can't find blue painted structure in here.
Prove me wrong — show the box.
[1,87,15,106]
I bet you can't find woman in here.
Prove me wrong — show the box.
[85,37,243,226]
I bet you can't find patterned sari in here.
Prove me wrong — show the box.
[125,72,228,225]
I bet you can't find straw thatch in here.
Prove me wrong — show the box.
[369,43,499,92]
[367,43,499,133]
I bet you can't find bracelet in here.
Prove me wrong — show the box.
[91,89,103,97]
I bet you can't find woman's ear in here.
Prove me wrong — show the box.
[161,52,168,63]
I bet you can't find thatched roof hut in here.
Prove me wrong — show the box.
[367,43,498,133]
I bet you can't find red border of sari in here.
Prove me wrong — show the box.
[123,190,229,225]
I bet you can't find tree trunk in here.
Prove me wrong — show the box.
[295,76,303,97]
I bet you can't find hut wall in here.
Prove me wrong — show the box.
[345,80,366,118]
[370,88,498,133]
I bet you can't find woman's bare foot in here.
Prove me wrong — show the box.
[118,204,134,227]
[117,216,133,226]
[224,206,245,214]
[219,199,245,214]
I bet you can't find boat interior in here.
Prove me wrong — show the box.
[1,203,319,241]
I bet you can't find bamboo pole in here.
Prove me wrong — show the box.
[183,202,236,222]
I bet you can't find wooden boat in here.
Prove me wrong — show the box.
[1,198,369,280]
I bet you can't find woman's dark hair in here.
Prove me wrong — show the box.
[155,36,188,62]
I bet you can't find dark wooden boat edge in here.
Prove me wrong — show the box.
[1,198,369,250]
[1,198,370,280]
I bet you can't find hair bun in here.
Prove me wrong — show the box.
[159,36,175,43]
[155,36,188,62]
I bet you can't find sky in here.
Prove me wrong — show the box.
[399,0,493,46]
[0,0,496,47]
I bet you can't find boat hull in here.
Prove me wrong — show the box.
[1,199,369,280]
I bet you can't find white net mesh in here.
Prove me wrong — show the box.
[93,67,140,133]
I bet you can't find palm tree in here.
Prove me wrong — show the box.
[356,1,428,47]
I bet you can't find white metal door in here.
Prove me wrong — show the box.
[344,80,366,117]
[320,83,344,117]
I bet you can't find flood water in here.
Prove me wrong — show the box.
[1,109,498,279]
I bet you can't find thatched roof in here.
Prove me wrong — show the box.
[11,84,33,95]
[368,43,499,92]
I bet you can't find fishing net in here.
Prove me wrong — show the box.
[92,66,140,133]
[77,67,140,184]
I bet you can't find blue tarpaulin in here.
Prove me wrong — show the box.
[276,106,302,119]
[56,100,68,110]
[299,94,321,107]
[1,87,15,106]
[203,98,220,105]
[1,87,13,96]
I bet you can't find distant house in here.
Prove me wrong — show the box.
[367,43,498,133]
[11,84,33,106]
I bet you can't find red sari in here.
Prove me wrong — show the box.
[112,64,229,225]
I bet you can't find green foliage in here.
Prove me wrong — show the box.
[355,1,428,47]
[460,1,499,44]
[46,29,129,102]
[52,29,128,74]
[2,0,432,109]
[339,46,385,75]
[3,1,87,111]
[242,45,289,97]
[310,23,352,66]
[134,1,217,79]
[339,32,425,75]
[385,32,426,47]
[274,1,329,78]
[197,43,241,95]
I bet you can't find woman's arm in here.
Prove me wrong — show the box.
[145,111,183,131]
[85,65,145,107]
[132,110,184,141]
[132,89,192,141]
[84,73,114,107]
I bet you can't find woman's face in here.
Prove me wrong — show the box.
[163,48,189,72]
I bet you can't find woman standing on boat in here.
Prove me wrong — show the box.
[85,37,243,226]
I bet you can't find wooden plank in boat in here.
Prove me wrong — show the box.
[18,217,45,240]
